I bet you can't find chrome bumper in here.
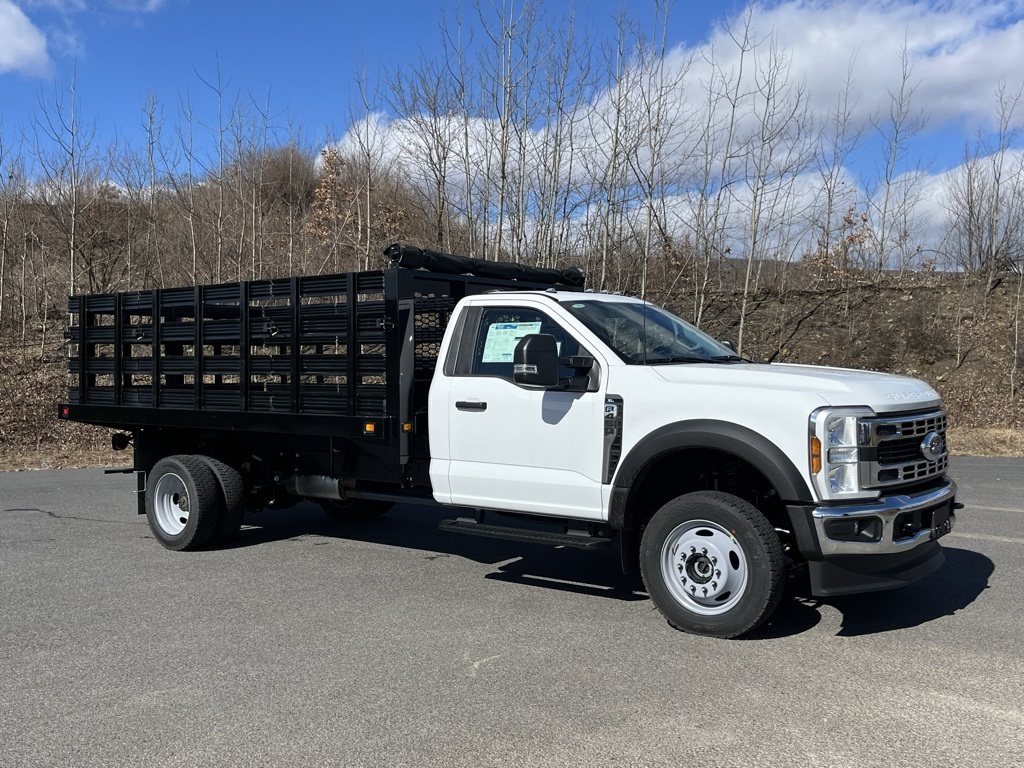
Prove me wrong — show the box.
[811,481,957,556]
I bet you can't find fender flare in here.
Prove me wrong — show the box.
[608,419,814,531]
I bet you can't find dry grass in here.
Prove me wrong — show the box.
[946,427,1024,457]
[0,446,124,472]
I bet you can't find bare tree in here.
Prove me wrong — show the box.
[440,6,484,255]
[624,0,693,299]
[0,122,13,325]
[683,15,753,326]
[810,57,863,282]
[474,0,545,261]
[527,10,591,267]
[735,36,813,355]
[588,10,642,290]
[196,60,241,282]
[171,94,203,284]
[982,83,1024,290]
[865,42,928,279]
[386,56,459,252]
[109,140,147,291]
[943,141,986,273]
[33,65,104,296]
[345,68,394,267]
[140,93,169,288]
[265,126,316,275]
[1013,265,1024,399]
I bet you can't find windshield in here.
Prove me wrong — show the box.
[559,298,740,364]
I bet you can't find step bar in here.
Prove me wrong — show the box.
[439,516,612,550]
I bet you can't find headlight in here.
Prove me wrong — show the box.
[809,407,878,501]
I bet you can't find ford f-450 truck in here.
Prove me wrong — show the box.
[59,243,958,637]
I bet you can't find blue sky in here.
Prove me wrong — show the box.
[4,0,1024,254]
[5,0,1021,166]
[0,0,746,148]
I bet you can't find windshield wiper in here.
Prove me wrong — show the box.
[644,354,749,365]
[644,355,712,365]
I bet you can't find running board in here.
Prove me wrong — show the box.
[439,518,612,550]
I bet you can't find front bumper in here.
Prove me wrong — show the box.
[810,480,957,556]
[785,480,957,596]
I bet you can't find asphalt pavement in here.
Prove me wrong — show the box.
[1,456,1022,767]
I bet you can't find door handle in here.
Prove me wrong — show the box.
[455,401,487,411]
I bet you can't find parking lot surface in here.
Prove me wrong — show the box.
[1,456,1021,767]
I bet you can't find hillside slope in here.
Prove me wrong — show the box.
[1,275,1020,470]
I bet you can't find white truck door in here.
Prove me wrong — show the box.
[437,304,607,520]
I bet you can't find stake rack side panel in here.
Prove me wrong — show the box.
[65,271,392,434]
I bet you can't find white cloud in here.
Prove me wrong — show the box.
[106,0,166,12]
[0,0,51,76]
[333,1,1024,261]
[710,0,1024,130]
[20,1,87,11]
[23,0,167,9]
[3,0,170,73]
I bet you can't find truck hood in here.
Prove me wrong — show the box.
[651,361,941,413]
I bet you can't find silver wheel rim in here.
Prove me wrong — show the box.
[661,519,749,616]
[153,472,190,536]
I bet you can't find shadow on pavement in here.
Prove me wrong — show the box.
[823,547,993,636]
[231,505,993,635]
[743,547,993,638]
[234,501,648,602]
[740,575,825,639]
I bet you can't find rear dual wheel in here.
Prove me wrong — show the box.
[640,491,784,638]
[146,455,245,550]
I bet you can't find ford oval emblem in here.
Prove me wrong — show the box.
[920,431,945,461]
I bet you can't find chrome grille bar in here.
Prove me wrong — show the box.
[859,410,949,489]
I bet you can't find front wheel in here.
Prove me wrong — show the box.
[640,491,784,638]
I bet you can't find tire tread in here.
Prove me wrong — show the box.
[199,456,246,546]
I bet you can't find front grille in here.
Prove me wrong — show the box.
[860,410,948,489]
[878,437,930,463]
[885,412,947,438]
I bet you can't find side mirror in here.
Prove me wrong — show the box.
[514,333,559,388]
[720,339,736,352]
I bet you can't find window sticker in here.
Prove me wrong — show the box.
[481,321,542,363]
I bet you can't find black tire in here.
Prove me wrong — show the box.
[639,491,784,638]
[145,455,224,551]
[319,498,393,521]
[199,456,247,546]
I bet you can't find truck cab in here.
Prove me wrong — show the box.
[428,288,956,636]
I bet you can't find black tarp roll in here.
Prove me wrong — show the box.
[384,242,584,287]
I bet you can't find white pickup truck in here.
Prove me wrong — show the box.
[60,243,958,637]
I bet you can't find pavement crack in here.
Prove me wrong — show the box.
[4,508,59,517]
[2,508,133,525]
